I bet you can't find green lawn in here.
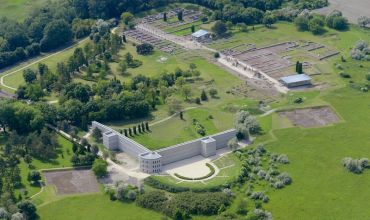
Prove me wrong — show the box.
[151,153,242,190]
[132,107,235,150]
[1,39,90,93]
[256,88,370,220]
[37,193,164,220]
[0,0,52,21]
[19,135,74,197]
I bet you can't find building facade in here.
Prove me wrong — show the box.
[92,121,236,174]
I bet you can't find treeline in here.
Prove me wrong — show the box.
[0,0,170,69]
[15,25,204,133]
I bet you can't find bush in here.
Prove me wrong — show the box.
[366,73,370,81]
[136,43,154,55]
[92,159,108,177]
[136,190,168,212]
[209,88,218,98]
[342,157,369,174]
[339,72,351,78]
[228,137,239,151]
[27,170,41,184]
[276,172,292,185]
[214,52,220,58]
[276,154,289,164]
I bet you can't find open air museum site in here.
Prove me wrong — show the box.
[0,0,370,219]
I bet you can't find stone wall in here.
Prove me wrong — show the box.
[157,129,236,165]
[92,121,149,159]
[92,121,236,173]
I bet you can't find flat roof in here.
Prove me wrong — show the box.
[140,152,162,160]
[192,29,209,38]
[280,74,311,84]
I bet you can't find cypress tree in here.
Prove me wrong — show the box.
[163,12,167,22]
[129,128,132,136]
[141,122,145,132]
[295,61,299,73]
[138,125,142,133]
[201,90,208,101]
[133,126,137,135]
[124,129,128,137]
[145,122,149,131]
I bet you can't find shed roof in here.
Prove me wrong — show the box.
[280,74,311,84]
[192,29,209,38]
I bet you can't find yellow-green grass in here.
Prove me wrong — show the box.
[0,0,52,21]
[1,39,90,93]
[104,43,260,138]
[239,88,370,220]
[132,107,235,150]
[18,135,74,197]
[37,193,164,220]
[151,153,242,189]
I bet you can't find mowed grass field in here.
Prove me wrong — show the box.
[37,194,164,220]
[258,88,370,220]
[0,0,51,21]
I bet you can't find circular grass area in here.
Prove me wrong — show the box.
[174,163,216,181]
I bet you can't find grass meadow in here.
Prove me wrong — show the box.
[0,0,52,21]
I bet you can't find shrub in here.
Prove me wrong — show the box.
[27,170,41,184]
[92,159,108,177]
[214,52,220,58]
[276,154,289,164]
[195,97,201,104]
[228,137,239,151]
[276,172,292,185]
[250,191,266,200]
[136,43,154,55]
[209,88,218,98]
[249,209,273,220]
[366,73,370,81]
[339,72,351,78]
[342,157,369,173]
[136,190,168,212]
[335,64,343,70]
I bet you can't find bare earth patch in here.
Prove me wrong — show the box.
[44,169,100,195]
[279,106,339,128]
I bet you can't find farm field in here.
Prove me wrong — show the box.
[0,0,52,21]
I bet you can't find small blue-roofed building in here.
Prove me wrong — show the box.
[280,74,312,88]
[192,29,211,42]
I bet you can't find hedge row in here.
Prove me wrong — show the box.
[174,163,216,181]
[144,175,224,193]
